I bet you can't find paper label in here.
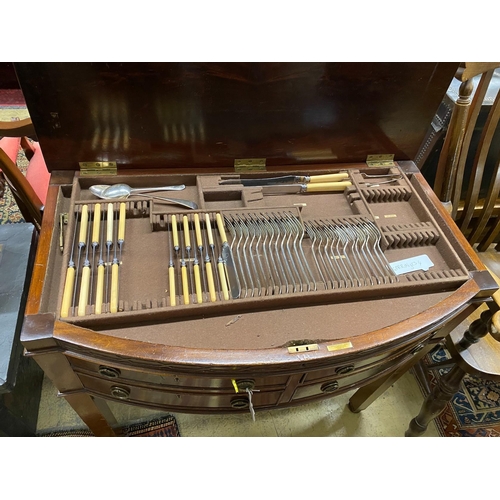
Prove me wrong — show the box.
[389,254,434,275]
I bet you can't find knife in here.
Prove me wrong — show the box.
[261,181,352,195]
[216,213,241,299]
[219,173,349,186]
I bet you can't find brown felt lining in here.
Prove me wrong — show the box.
[40,167,471,350]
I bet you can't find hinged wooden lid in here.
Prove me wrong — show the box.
[14,62,458,173]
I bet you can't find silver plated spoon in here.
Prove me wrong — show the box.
[89,183,185,198]
[90,186,198,210]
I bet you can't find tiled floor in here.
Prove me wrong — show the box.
[36,369,439,437]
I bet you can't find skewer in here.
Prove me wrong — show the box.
[168,215,176,306]
[110,205,119,313]
[95,208,106,314]
[60,207,79,318]
[77,209,92,316]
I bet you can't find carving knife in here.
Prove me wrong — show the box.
[219,173,349,186]
[260,181,351,195]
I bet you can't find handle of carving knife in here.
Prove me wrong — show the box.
[78,266,91,316]
[60,266,75,318]
[218,260,230,300]
[95,264,104,314]
[169,265,176,306]
[307,173,349,183]
[304,181,352,192]
[181,265,189,305]
[92,203,101,245]
[194,263,202,303]
[206,261,217,302]
[215,213,227,244]
[110,263,119,313]
[194,213,203,247]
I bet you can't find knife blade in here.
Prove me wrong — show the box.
[261,181,351,195]
[219,173,349,186]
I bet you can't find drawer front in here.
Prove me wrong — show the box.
[301,340,427,384]
[292,350,414,401]
[77,373,283,411]
[68,354,290,390]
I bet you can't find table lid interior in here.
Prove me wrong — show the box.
[14,62,458,172]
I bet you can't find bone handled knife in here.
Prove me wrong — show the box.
[261,181,352,195]
[219,173,349,186]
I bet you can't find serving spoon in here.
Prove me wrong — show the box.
[89,184,198,210]
[89,183,185,198]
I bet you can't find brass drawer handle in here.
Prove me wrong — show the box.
[411,344,425,355]
[235,379,255,391]
[99,366,121,378]
[110,386,130,400]
[230,397,249,409]
[335,364,354,375]
[321,381,339,393]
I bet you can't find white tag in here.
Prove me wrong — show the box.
[389,254,434,275]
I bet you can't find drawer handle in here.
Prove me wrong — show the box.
[99,366,121,378]
[231,397,249,409]
[110,386,130,400]
[235,379,255,391]
[321,381,339,393]
[335,365,354,375]
[411,344,425,355]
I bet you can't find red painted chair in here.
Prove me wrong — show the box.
[0,118,50,230]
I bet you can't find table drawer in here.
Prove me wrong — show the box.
[77,373,283,411]
[68,354,290,390]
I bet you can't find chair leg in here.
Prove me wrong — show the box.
[405,363,465,436]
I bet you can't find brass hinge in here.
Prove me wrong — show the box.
[366,154,395,167]
[234,158,267,173]
[79,161,117,176]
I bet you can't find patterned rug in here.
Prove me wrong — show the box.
[37,415,181,437]
[421,346,500,437]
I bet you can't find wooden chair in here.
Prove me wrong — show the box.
[407,63,500,436]
[406,269,500,436]
[432,62,500,250]
[0,118,49,231]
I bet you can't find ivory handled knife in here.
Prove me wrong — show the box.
[219,173,349,186]
[261,181,352,195]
